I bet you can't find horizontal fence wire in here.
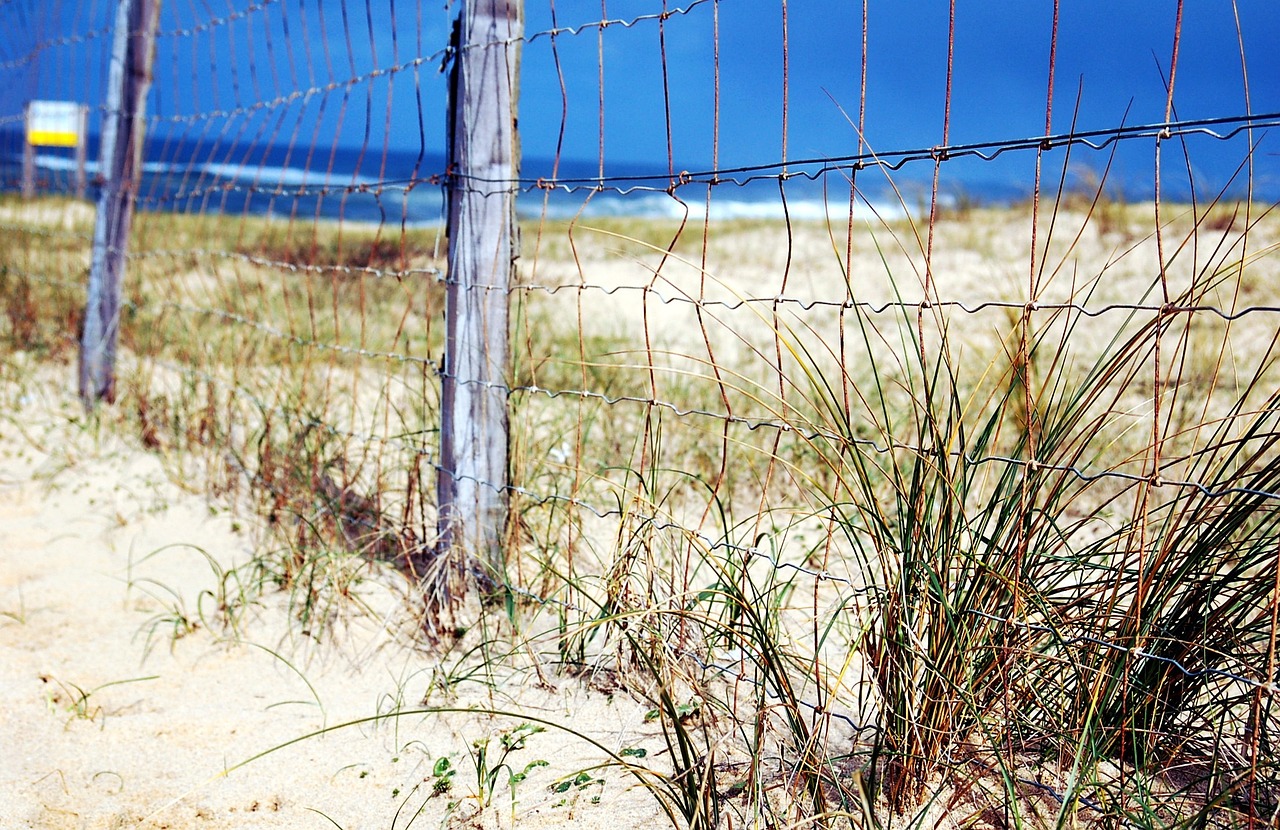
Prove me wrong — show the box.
[79,110,1280,210]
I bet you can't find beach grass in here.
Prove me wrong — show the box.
[2,183,1279,828]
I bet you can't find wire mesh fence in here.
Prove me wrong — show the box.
[3,1,1280,826]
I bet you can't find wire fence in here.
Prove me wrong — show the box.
[3,1,1280,825]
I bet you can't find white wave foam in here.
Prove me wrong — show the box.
[131,159,373,187]
[197,161,374,187]
[32,154,98,174]
[532,193,913,223]
[29,155,371,191]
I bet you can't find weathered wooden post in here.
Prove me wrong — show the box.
[80,0,160,406]
[73,104,88,200]
[434,0,522,595]
[20,103,33,199]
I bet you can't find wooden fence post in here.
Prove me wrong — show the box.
[79,0,160,406]
[434,0,522,589]
[20,102,34,199]
[74,104,88,200]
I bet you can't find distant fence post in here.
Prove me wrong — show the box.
[79,0,160,406]
[20,102,33,199]
[434,0,522,588]
[74,104,88,200]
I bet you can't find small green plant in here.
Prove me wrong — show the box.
[39,673,158,728]
[125,543,260,657]
[644,699,700,723]
[550,769,606,809]
[430,756,455,796]
[464,722,549,818]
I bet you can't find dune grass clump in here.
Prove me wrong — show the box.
[500,181,1280,826]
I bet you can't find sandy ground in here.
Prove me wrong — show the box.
[5,202,1277,830]
[0,373,666,830]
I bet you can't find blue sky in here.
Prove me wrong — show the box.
[7,1,1279,198]
[515,1,1279,194]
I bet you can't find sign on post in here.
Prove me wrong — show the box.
[23,100,89,199]
[27,101,84,146]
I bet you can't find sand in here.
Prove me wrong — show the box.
[5,202,1278,829]
[0,372,667,830]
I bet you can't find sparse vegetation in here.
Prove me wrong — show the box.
[38,673,159,728]
[2,172,1279,829]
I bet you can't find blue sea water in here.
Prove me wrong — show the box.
[0,129,990,226]
[4,127,1265,227]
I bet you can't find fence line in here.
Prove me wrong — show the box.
[3,1,1280,825]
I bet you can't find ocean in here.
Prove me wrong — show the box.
[0,129,1010,227]
[5,127,1248,227]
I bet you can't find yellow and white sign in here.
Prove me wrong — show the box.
[26,100,84,147]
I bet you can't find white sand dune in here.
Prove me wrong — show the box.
[0,376,664,830]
